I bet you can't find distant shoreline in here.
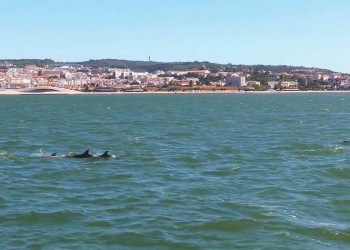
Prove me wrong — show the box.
[0,89,350,95]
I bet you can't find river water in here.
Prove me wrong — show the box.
[0,93,349,249]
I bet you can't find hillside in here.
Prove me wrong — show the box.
[0,59,335,74]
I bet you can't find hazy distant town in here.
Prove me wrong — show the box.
[1,60,350,93]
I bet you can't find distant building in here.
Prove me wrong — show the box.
[0,61,12,68]
[91,69,105,75]
[63,72,72,80]
[267,81,279,89]
[77,68,90,73]
[187,70,210,77]
[39,70,61,78]
[128,74,136,81]
[154,70,165,75]
[225,75,246,87]
[186,77,199,84]
[329,74,341,80]
[50,63,83,68]
[322,75,330,81]
[281,81,298,89]
[313,73,322,80]
[246,81,260,86]
[166,70,188,76]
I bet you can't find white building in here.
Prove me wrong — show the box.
[225,75,246,87]
[281,81,298,89]
[267,81,279,89]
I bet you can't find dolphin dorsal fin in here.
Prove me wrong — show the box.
[82,149,90,155]
[101,151,110,157]
[51,153,57,156]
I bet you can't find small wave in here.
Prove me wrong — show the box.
[332,199,350,205]
[160,174,176,181]
[220,147,236,154]
[136,155,158,162]
[106,205,136,214]
[99,231,199,249]
[171,156,204,164]
[0,196,6,203]
[188,187,212,195]
[85,220,112,227]
[291,226,350,242]
[190,218,257,232]
[159,198,180,204]
[328,168,350,179]
[99,232,146,245]
[202,166,239,176]
[166,131,193,137]
[11,210,83,224]
[331,146,344,151]
[205,152,223,161]
[89,198,120,206]
[0,196,7,208]
[0,150,16,160]
[30,148,46,157]
[30,149,66,158]
[83,174,133,183]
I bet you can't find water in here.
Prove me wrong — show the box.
[0,93,350,249]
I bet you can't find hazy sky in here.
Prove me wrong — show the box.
[1,0,350,72]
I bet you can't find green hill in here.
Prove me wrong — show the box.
[0,58,336,74]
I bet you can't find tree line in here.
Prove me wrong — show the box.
[0,59,335,75]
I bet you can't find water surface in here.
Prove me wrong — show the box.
[0,93,349,249]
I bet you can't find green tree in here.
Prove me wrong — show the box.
[203,78,211,85]
[274,83,282,91]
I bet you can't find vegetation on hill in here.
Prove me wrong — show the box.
[74,59,223,72]
[0,58,336,74]
[0,59,55,67]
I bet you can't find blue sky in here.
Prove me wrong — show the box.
[1,0,350,72]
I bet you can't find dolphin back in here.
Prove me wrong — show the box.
[99,151,111,158]
[73,149,92,158]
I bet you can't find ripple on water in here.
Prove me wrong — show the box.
[99,231,200,249]
[201,165,239,177]
[83,173,134,183]
[84,220,112,228]
[291,226,350,243]
[327,167,350,179]
[7,210,83,225]
[0,196,6,207]
[189,218,258,232]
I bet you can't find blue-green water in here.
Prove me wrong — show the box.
[1,93,350,249]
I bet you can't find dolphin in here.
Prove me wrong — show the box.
[99,151,112,158]
[42,152,58,158]
[72,149,93,158]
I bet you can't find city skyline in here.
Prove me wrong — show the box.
[1,0,350,73]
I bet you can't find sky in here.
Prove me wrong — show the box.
[1,0,350,73]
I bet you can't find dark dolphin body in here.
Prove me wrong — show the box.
[72,149,93,158]
[44,150,118,159]
[99,151,112,158]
